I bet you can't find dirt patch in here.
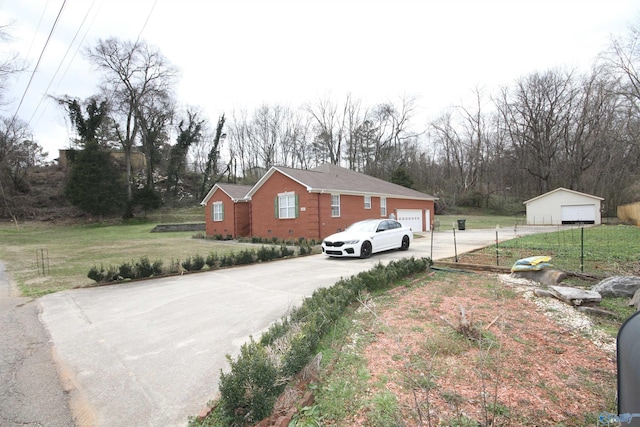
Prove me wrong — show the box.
[349,272,616,426]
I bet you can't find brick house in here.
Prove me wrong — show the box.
[201,163,437,241]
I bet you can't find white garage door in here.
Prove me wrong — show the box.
[561,205,596,224]
[396,209,423,232]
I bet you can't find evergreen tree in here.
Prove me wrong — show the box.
[64,142,125,217]
[390,165,414,189]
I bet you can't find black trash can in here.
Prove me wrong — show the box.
[457,219,466,230]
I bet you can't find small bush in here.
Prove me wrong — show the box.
[168,259,181,274]
[219,253,235,267]
[280,245,294,257]
[205,252,219,268]
[88,264,118,283]
[236,249,255,265]
[182,256,205,272]
[118,261,135,280]
[135,256,156,278]
[257,246,278,262]
[218,339,281,424]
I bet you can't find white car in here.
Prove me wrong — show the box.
[322,219,413,258]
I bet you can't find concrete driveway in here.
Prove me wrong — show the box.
[38,225,558,426]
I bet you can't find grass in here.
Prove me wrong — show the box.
[0,209,259,297]
[458,224,640,275]
[435,213,526,230]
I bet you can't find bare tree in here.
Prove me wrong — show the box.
[85,37,178,216]
[0,117,45,192]
[367,95,419,178]
[306,95,342,165]
[0,23,26,107]
[496,70,574,194]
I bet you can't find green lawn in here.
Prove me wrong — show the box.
[464,224,640,275]
[435,213,526,230]
[0,216,255,297]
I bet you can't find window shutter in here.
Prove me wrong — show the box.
[274,196,279,218]
[295,194,299,218]
[221,204,224,221]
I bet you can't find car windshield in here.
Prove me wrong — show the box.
[345,220,378,233]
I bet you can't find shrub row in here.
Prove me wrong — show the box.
[239,236,320,247]
[87,245,304,283]
[214,256,432,425]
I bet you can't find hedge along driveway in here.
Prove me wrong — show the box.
[39,250,414,427]
[37,226,559,426]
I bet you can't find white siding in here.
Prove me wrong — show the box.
[525,188,602,225]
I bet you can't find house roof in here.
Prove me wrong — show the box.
[200,183,253,205]
[523,187,604,205]
[247,163,437,200]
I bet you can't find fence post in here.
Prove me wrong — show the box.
[496,226,499,266]
[430,228,434,260]
[36,248,49,276]
[580,227,584,273]
[453,224,458,263]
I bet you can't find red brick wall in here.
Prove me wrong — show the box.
[234,202,251,237]
[249,170,436,240]
[204,189,251,238]
[250,171,317,241]
[318,195,435,237]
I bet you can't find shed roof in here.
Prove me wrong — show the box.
[523,187,604,205]
[247,163,437,200]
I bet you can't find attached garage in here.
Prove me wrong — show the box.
[397,209,424,232]
[524,188,604,225]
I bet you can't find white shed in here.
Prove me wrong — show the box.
[524,188,604,225]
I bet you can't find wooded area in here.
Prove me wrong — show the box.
[1,21,640,219]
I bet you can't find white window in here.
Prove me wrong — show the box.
[380,197,387,216]
[212,202,224,221]
[276,192,297,219]
[331,194,340,217]
[364,195,371,209]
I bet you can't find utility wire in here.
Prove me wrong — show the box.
[134,0,157,47]
[28,0,97,128]
[9,0,51,101]
[11,0,67,125]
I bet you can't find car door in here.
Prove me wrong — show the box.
[374,220,395,251]
[386,220,405,249]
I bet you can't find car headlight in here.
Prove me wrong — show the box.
[343,239,360,244]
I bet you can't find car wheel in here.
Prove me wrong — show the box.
[400,235,410,251]
[360,241,372,259]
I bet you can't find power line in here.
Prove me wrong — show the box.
[134,0,157,47]
[28,0,97,128]
[10,0,67,125]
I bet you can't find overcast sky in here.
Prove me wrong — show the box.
[1,0,639,160]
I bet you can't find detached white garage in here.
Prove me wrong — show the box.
[524,187,604,225]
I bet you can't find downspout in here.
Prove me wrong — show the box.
[317,192,321,241]
[233,200,237,238]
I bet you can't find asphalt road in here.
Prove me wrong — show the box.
[8,225,562,426]
[0,261,74,427]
